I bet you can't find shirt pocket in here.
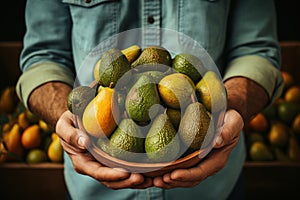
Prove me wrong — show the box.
[62,0,121,53]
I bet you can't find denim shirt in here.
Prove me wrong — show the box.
[16,0,284,199]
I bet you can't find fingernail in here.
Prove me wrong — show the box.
[78,136,86,148]
[215,136,223,146]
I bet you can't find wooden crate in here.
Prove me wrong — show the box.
[0,163,66,200]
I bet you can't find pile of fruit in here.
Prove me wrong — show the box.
[0,86,64,164]
[246,71,300,162]
[68,45,226,163]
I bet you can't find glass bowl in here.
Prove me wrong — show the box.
[73,28,226,177]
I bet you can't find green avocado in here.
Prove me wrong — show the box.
[145,113,180,162]
[125,74,161,123]
[172,53,204,83]
[178,102,212,150]
[98,48,131,87]
[109,118,144,162]
[131,46,172,68]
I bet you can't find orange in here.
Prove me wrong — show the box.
[248,113,269,132]
[21,124,41,149]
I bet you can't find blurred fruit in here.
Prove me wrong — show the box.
[0,86,19,114]
[82,84,120,138]
[21,124,41,149]
[248,113,269,132]
[38,119,52,134]
[246,132,265,146]
[292,114,300,134]
[25,110,39,124]
[268,122,289,148]
[288,135,300,161]
[26,148,47,164]
[281,71,294,90]
[284,85,300,103]
[47,133,64,163]
[262,104,277,121]
[249,141,273,161]
[2,123,24,161]
[277,101,300,125]
[0,141,8,163]
[274,148,290,161]
[17,111,30,130]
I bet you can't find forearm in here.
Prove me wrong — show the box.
[28,81,72,128]
[224,77,269,124]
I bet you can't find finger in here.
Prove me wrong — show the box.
[102,173,147,189]
[214,109,243,148]
[56,111,90,150]
[131,177,153,189]
[168,144,236,183]
[69,152,130,182]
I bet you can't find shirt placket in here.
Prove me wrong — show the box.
[142,0,161,47]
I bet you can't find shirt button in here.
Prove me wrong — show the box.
[148,16,155,24]
[85,0,91,3]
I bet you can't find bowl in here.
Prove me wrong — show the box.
[73,28,226,177]
[76,116,216,177]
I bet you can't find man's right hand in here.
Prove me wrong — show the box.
[56,110,153,189]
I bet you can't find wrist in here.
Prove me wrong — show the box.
[224,77,269,123]
[28,81,72,128]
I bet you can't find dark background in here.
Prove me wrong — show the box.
[0,1,299,42]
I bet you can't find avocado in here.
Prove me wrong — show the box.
[178,102,211,150]
[131,46,172,68]
[195,71,226,112]
[67,86,96,117]
[98,48,131,87]
[172,53,204,83]
[109,118,144,162]
[166,108,181,130]
[145,113,180,162]
[125,74,161,123]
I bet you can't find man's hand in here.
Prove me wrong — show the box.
[56,110,153,189]
[29,82,152,189]
[153,109,244,188]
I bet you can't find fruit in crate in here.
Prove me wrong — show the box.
[246,70,300,162]
[0,86,64,164]
[69,44,226,169]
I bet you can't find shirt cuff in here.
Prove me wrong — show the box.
[16,62,75,109]
[223,55,284,105]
